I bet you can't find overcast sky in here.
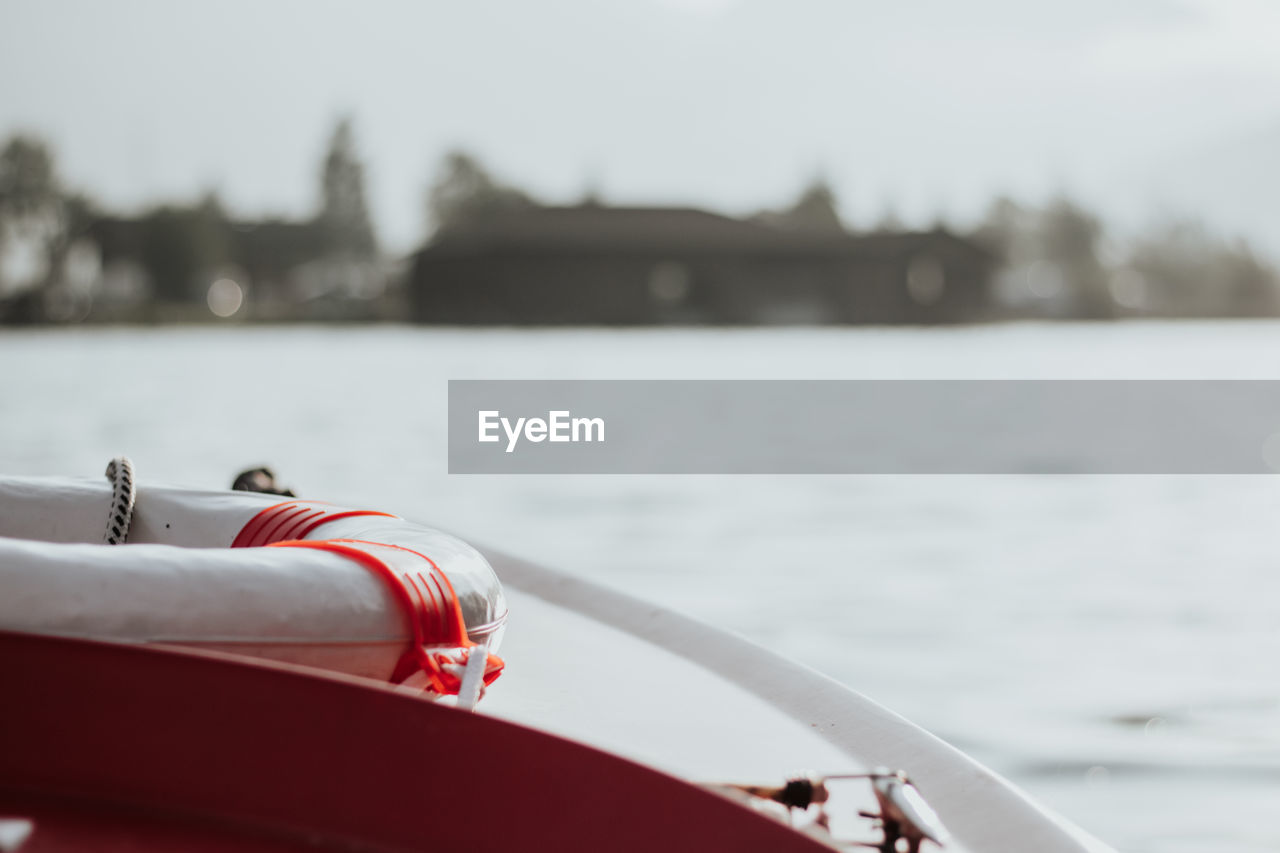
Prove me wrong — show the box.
[3,0,1280,253]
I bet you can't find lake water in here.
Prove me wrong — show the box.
[5,321,1280,852]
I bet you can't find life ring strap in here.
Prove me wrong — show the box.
[232,500,397,548]
[267,538,504,697]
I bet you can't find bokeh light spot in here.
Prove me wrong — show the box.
[207,278,244,318]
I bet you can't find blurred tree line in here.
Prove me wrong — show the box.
[2,121,1278,322]
[0,118,382,322]
[0,136,98,319]
[427,150,534,232]
[974,196,1278,319]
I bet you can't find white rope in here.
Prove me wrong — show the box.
[103,456,136,545]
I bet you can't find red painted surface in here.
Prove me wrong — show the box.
[0,630,835,852]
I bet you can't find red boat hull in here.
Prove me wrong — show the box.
[0,630,832,852]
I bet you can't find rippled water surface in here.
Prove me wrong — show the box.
[5,321,1280,852]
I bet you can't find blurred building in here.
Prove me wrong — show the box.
[408,205,993,325]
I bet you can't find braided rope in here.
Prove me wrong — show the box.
[103,456,136,545]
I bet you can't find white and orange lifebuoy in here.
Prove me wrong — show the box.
[0,475,506,701]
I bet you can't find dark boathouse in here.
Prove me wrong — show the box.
[408,205,993,325]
